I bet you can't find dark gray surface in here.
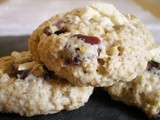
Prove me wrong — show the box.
[0,36,28,57]
[0,36,157,120]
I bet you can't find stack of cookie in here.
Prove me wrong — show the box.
[0,2,159,118]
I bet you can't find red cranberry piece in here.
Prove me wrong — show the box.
[44,27,52,36]
[74,34,101,45]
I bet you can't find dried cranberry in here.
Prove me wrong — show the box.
[43,26,52,36]
[74,34,101,45]
[97,58,105,65]
[54,27,68,35]
[17,70,30,79]
[147,60,160,71]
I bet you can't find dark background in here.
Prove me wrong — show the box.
[0,36,156,120]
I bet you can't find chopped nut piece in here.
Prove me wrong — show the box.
[18,62,35,71]
[79,47,86,53]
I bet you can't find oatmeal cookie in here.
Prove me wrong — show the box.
[29,3,154,86]
[0,51,93,116]
[107,46,160,117]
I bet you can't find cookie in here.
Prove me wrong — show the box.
[106,46,160,117]
[0,51,93,116]
[29,3,154,86]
